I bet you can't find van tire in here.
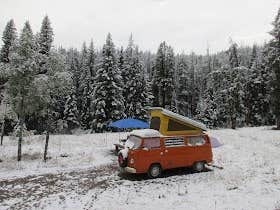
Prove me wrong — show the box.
[193,161,205,172]
[148,164,162,179]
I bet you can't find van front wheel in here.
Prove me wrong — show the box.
[148,164,162,179]
[193,161,205,172]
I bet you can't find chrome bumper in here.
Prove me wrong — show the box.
[125,167,136,173]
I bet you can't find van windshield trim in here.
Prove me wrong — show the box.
[125,135,142,150]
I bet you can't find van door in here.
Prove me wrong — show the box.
[187,135,208,165]
[136,138,162,173]
[162,137,188,169]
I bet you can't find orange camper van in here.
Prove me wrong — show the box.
[118,108,213,178]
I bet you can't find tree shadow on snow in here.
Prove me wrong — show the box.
[118,166,213,181]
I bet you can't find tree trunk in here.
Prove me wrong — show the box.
[43,108,50,162]
[17,117,23,161]
[162,88,165,108]
[276,117,280,130]
[43,130,49,162]
[231,116,236,129]
[0,119,4,145]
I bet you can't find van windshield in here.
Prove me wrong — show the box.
[125,135,142,149]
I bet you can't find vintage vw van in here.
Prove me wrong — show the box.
[118,129,213,178]
[118,108,213,178]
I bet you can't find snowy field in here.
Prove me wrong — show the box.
[0,132,128,179]
[0,127,280,210]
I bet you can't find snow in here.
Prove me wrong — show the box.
[130,129,162,138]
[0,132,128,179]
[119,147,129,159]
[1,127,280,210]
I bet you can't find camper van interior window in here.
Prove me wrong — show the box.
[164,137,185,147]
[187,136,205,146]
[143,138,160,149]
[125,136,142,149]
[150,117,160,131]
[167,119,195,131]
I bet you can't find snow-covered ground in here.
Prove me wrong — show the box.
[0,127,280,210]
[0,132,128,179]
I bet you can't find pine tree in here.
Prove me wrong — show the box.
[226,42,242,129]
[121,35,151,119]
[8,21,38,161]
[37,16,54,75]
[243,45,271,126]
[249,44,257,69]
[45,51,72,133]
[188,53,200,117]
[0,19,17,63]
[36,16,54,160]
[128,46,152,119]
[64,88,80,131]
[176,55,189,115]
[197,68,229,128]
[227,66,248,129]
[80,42,94,129]
[152,41,175,109]
[38,16,53,56]
[91,33,125,132]
[267,8,280,129]
[228,42,239,68]
[88,40,96,79]
[118,46,125,77]
[68,48,82,120]
[122,35,134,110]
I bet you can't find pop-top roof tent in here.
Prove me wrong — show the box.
[149,107,207,136]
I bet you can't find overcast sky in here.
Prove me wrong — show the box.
[0,0,279,54]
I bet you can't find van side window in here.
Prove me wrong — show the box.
[167,119,196,131]
[188,136,205,146]
[164,137,185,147]
[143,138,160,149]
[150,117,160,131]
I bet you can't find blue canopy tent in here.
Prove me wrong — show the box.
[109,118,149,153]
[108,118,149,129]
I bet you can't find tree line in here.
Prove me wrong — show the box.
[0,7,279,142]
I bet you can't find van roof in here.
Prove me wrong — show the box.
[130,129,163,138]
[149,107,207,131]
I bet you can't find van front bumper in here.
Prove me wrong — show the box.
[125,167,136,173]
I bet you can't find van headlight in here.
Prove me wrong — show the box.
[130,158,134,164]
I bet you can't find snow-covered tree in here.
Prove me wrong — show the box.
[0,19,17,63]
[37,16,54,75]
[249,44,257,69]
[228,42,239,68]
[38,16,53,55]
[91,33,125,132]
[88,40,96,79]
[197,68,229,128]
[152,41,175,109]
[80,42,95,129]
[8,21,39,161]
[68,48,82,116]
[122,36,152,120]
[266,8,280,129]
[242,45,271,126]
[176,55,189,115]
[64,87,80,130]
[118,46,125,79]
[226,66,249,129]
